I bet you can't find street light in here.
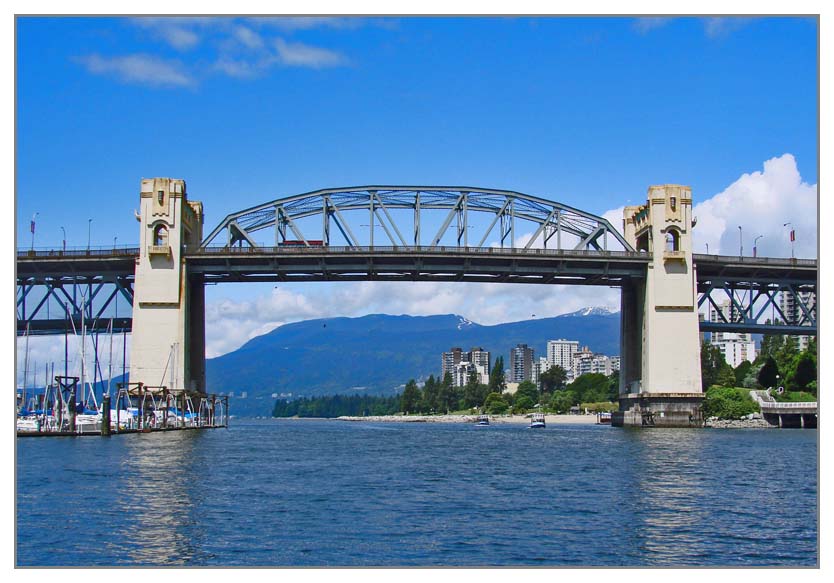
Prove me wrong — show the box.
[113,235,118,250]
[29,212,39,251]
[783,222,794,259]
[60,226,66,252]
[737,225,743,258]
[87,218,92,251]
[753,235,763,258]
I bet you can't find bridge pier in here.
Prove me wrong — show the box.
[614,185,704,428]
[129,178,205,393]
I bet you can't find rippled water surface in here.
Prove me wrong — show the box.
[16,419,817,566]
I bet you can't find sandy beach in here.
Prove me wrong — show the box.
[337,413,601,425]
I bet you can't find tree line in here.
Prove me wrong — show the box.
[272,355,621,418]
[701,334,817,395]
[272,394,401,418]
[399,356,618,415]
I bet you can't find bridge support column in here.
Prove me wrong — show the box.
[129,178,205,394]
[614,185,703,428]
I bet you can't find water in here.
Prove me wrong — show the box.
[16,419,818,566]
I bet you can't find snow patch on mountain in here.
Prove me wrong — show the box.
[563,306,619,317]
[457,316,474,330]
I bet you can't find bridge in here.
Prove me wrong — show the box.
[16,179,817,427]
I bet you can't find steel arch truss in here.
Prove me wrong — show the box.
[697,278,816,335]
[202,186,634,253]
[17,275,134,335]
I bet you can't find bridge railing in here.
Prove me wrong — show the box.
[759,401,817,410]
[693,253,817,267]
[17,246,140,259]
[190,245,651,258]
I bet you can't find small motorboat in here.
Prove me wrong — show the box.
[596,412,612,424]
[530,412,546,429]
[477,415,490,426]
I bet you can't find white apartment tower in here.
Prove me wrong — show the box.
[547,339,579,377]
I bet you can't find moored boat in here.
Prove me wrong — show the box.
[530,412,546,428]
[477,414,490,426]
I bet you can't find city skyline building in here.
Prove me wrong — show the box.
[510,344,535,383]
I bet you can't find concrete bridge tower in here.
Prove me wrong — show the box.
[128,178,206,393]
[615,185,704,427]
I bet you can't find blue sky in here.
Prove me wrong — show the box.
[15,16,819,358]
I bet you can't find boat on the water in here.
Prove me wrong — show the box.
[530,412,546,428]
[477,414,490,426]
[596,412,612,424]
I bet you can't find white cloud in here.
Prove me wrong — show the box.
[599,154,816,259]
[632,17,673,34]
[692,154,816,258]
[250,17,369,32]
[232,25,265,50]
[273,38,348,68]
[702,17,752,38]
[74,53,194,88]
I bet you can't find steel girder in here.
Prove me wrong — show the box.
[201,186,634,252]
[16,275,134,335]
[697,279,816,335]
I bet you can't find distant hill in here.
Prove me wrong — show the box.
[205,309,620,416]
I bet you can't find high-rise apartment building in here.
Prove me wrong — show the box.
[708,300,757,368]
[510,344,534,383]
[780,291,815,351]
[442,347,490,386]
[547,339,579,377]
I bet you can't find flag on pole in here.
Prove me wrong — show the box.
[790,229,795,242]
[30,219,35,234]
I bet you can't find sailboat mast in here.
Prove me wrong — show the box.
[108,318,114,397]
[80,296,85,407]
[22,322,30,410]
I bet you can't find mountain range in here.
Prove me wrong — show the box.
[205,308,621,416]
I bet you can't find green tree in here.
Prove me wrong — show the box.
[569,373,609,403]
[757,356,780,389]
[515,380,539,405]
[483,392,509,414]
[514,395,535,413]
[717,366,737,388]
[742,362,763,389]
[539,365,567,397]
[701,341,726,389]
[462,369,489,409]
[436,372,456,412]
[734,360,753,386]
[400,379,422,414]
[549,390,575,413]
[791,352,817,392]
[421,375,440,413]
[607,370,620,401]
[488,356,507,394]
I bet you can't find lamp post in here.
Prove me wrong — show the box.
[737,225,743,258]
[706,242,709,254]
[87,218,93,251]
[60,226,66,251]
[30,212,39,251]
[783,222,794,259]
[113,235,118,250]
[753,235,763,258]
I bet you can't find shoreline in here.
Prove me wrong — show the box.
[336,413,601,425]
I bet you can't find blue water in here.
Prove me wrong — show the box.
[16,419,817,566]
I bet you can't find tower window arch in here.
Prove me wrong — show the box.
[665,229,680,252]
[153,224,169,246]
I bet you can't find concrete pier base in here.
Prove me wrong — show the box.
[613,393,704,428]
